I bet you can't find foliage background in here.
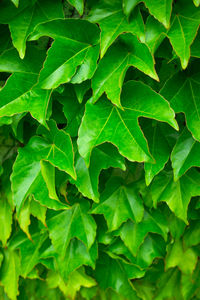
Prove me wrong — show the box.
[0,0,200,299]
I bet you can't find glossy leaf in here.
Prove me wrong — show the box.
[78,80,178,165]
[88,1,145,57]
[92,177,144,231]
[92,34,159,107]
[151,169,200,223]
[29,19,100,89]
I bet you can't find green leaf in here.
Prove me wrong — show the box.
[0,249,21,300]
[150,169,200,223]
[56,239,98,281]
[92,34,158,107]
[143,0,173,28]
[194,0,200,7]
[29,19,100,89]
[145,16,166,54]
[67,0,84,15]
[91,177,144,231]
[11,231,48,277]
[78,80,178,166]
[167,2,200,69]
[47,202,96,255]
[122,0,139,16]
[10,0,19,7]
[11,120,75,213]
[0,46,51,126]
[18,196,46,238]
[94,253,141,299]
[0,197,12,246]
[118,209,168,256]
[183,220,200,247]
[87,1,145,57]
[47,267,96,299]
[165,239,198,274]
[2,0,64,58]
[171,127,200,180]
[143,122,173,185]
[71,144,126,202]
[161,72,200,142]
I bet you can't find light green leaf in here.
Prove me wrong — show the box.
[167,2,200,69]
[29,19,100,89]
[78,80,178,166]
[183,220,200,247]
[11,120,75,213]
[161,72,200,142]
[122,0,139,16]
[166,239,198,274]
[47,202,96,254]
[118,210,168,256]
[0,197,12,246]
[0,46,51,126]
[171,127,200,180]
[67,0,84,15]
[92,177,144,231]
[71,144,126,202]
[7,0,63,58]
[143,0,173,28]
[56,239,98,281]
[92,34,159,107]
[11,232,48,277]
[18,196,46,238]
[87,1,145,57]
[47,267,96,299]
[150,169,200,223]
[194,0,200,7]
[10,0,19,7]
[0,249,20,300]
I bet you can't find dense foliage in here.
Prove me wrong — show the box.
[1,0,200,299]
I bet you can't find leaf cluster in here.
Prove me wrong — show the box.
[1,0,200,299]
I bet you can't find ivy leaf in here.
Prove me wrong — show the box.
[10,0,19,7]
[29,19,100,89]
[11,120,75,213]
[18,196,46,238]
[71,144,126,202]
[47,267,96,299]
[183,220,200,247]
[145,16,166,54]
[47,201,96,255]
[143,122,173,186]
[56,239,98,281]
[171,128,200,180]
[0,197,12,247]
[94,253,141,299]
[0,249,21,300]
[67,0,84,15]
[161,72,200,142]
[154,268,183,300]
[92,34,159,107]
[91,177,144,231]
[0,46,51,126]
[78,80,178,166]
[167,2,200,69]
[118,209,168,256]
[150,169,200,223]
[0,0,64,58]
[87,1,145,57]
[123,0,172,28]
[165,239,198,274]
[11,232,48,277]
